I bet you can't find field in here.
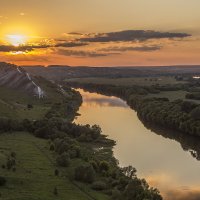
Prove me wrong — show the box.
[66,76,200,105]
[66,76,185,86]
[0,132,109,200]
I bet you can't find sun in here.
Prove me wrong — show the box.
[6,34,27,46]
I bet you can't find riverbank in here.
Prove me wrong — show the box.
[66,81,200,138]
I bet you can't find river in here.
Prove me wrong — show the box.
[74,88,200,200]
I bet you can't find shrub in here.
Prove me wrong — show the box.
[0,177,6,186]
[54,187,58,196]
[11,152,16,158]
[74,164,95,183]
[50,144,55,151]
[99,161,110,172]
[90,160,99,172]
[27,104,33,109]
[190,106,200,120]
[56,152,70,167]
[6,158,16,170]
[54,169,59,176]
[91,181,107,191]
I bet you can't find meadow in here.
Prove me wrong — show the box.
[0,132,109,200]
[66,76,185,86]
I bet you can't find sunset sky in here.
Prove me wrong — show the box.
[1,0,200,66]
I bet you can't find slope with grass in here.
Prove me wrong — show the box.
[0,132,108,200]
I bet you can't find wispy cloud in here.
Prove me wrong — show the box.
[0,42,88,53]
[56,49,118,57]
[99,45,162,52]
[55,41,88,48]
[0,44,50,52]
[79,30,191,43]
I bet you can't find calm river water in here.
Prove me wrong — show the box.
[74,88,200,200]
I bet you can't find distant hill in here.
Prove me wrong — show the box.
[0,62,44,98]
[23,65,200,81]
[0,62,79,120]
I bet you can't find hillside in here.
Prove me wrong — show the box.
[0,132,108,200]
[0,62,44,98]
[0,63,81,120]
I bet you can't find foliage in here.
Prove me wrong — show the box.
[91,181,107,191]
[0,177,6,186]
[74,164,96,183]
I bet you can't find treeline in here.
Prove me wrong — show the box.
[131,98,200,136]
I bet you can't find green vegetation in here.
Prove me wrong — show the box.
[0,76,81,121]
[0,132,109,200]
[66,76,185,86]
[0,73,162,200]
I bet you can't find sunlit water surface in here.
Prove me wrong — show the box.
[74,89,200,200]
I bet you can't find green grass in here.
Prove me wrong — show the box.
[66,76,185,86]
[0,86,50,120]
[147,90,200,104]
[147,90,187,101]
[0,77,69,120]
[0,132,109,200]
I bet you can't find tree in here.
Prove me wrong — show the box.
[91,181,107,191]
[56,152,70,167]
[99,161,110,172]
[54,169,59,176]
[74,164,95,183]
[0,177,6,186]
[53,187,58,196]
[190,106,200,120]
[122,166,137,179]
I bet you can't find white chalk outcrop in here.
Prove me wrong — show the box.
[0,62,44,98]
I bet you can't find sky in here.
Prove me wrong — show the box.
[0,0,200,66]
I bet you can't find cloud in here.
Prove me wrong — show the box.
[0,44,51,52]
[56,49,111,57]
[79,30,191,43]
[99,45,162,52]
[0,41,88,53]
[68,32,84,36]
[55,42,88,48]
[0,29,191,58]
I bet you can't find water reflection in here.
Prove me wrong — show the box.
[141,121,200,161]
[82,91,127,108]
[75,89,200,200]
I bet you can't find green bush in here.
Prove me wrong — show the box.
[91,181,107,191]
[56,152,70,167]
[99,161,110,172]
[74,164,95,183]
[0,177,6,186]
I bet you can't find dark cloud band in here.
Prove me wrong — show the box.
[79,30,191,43]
